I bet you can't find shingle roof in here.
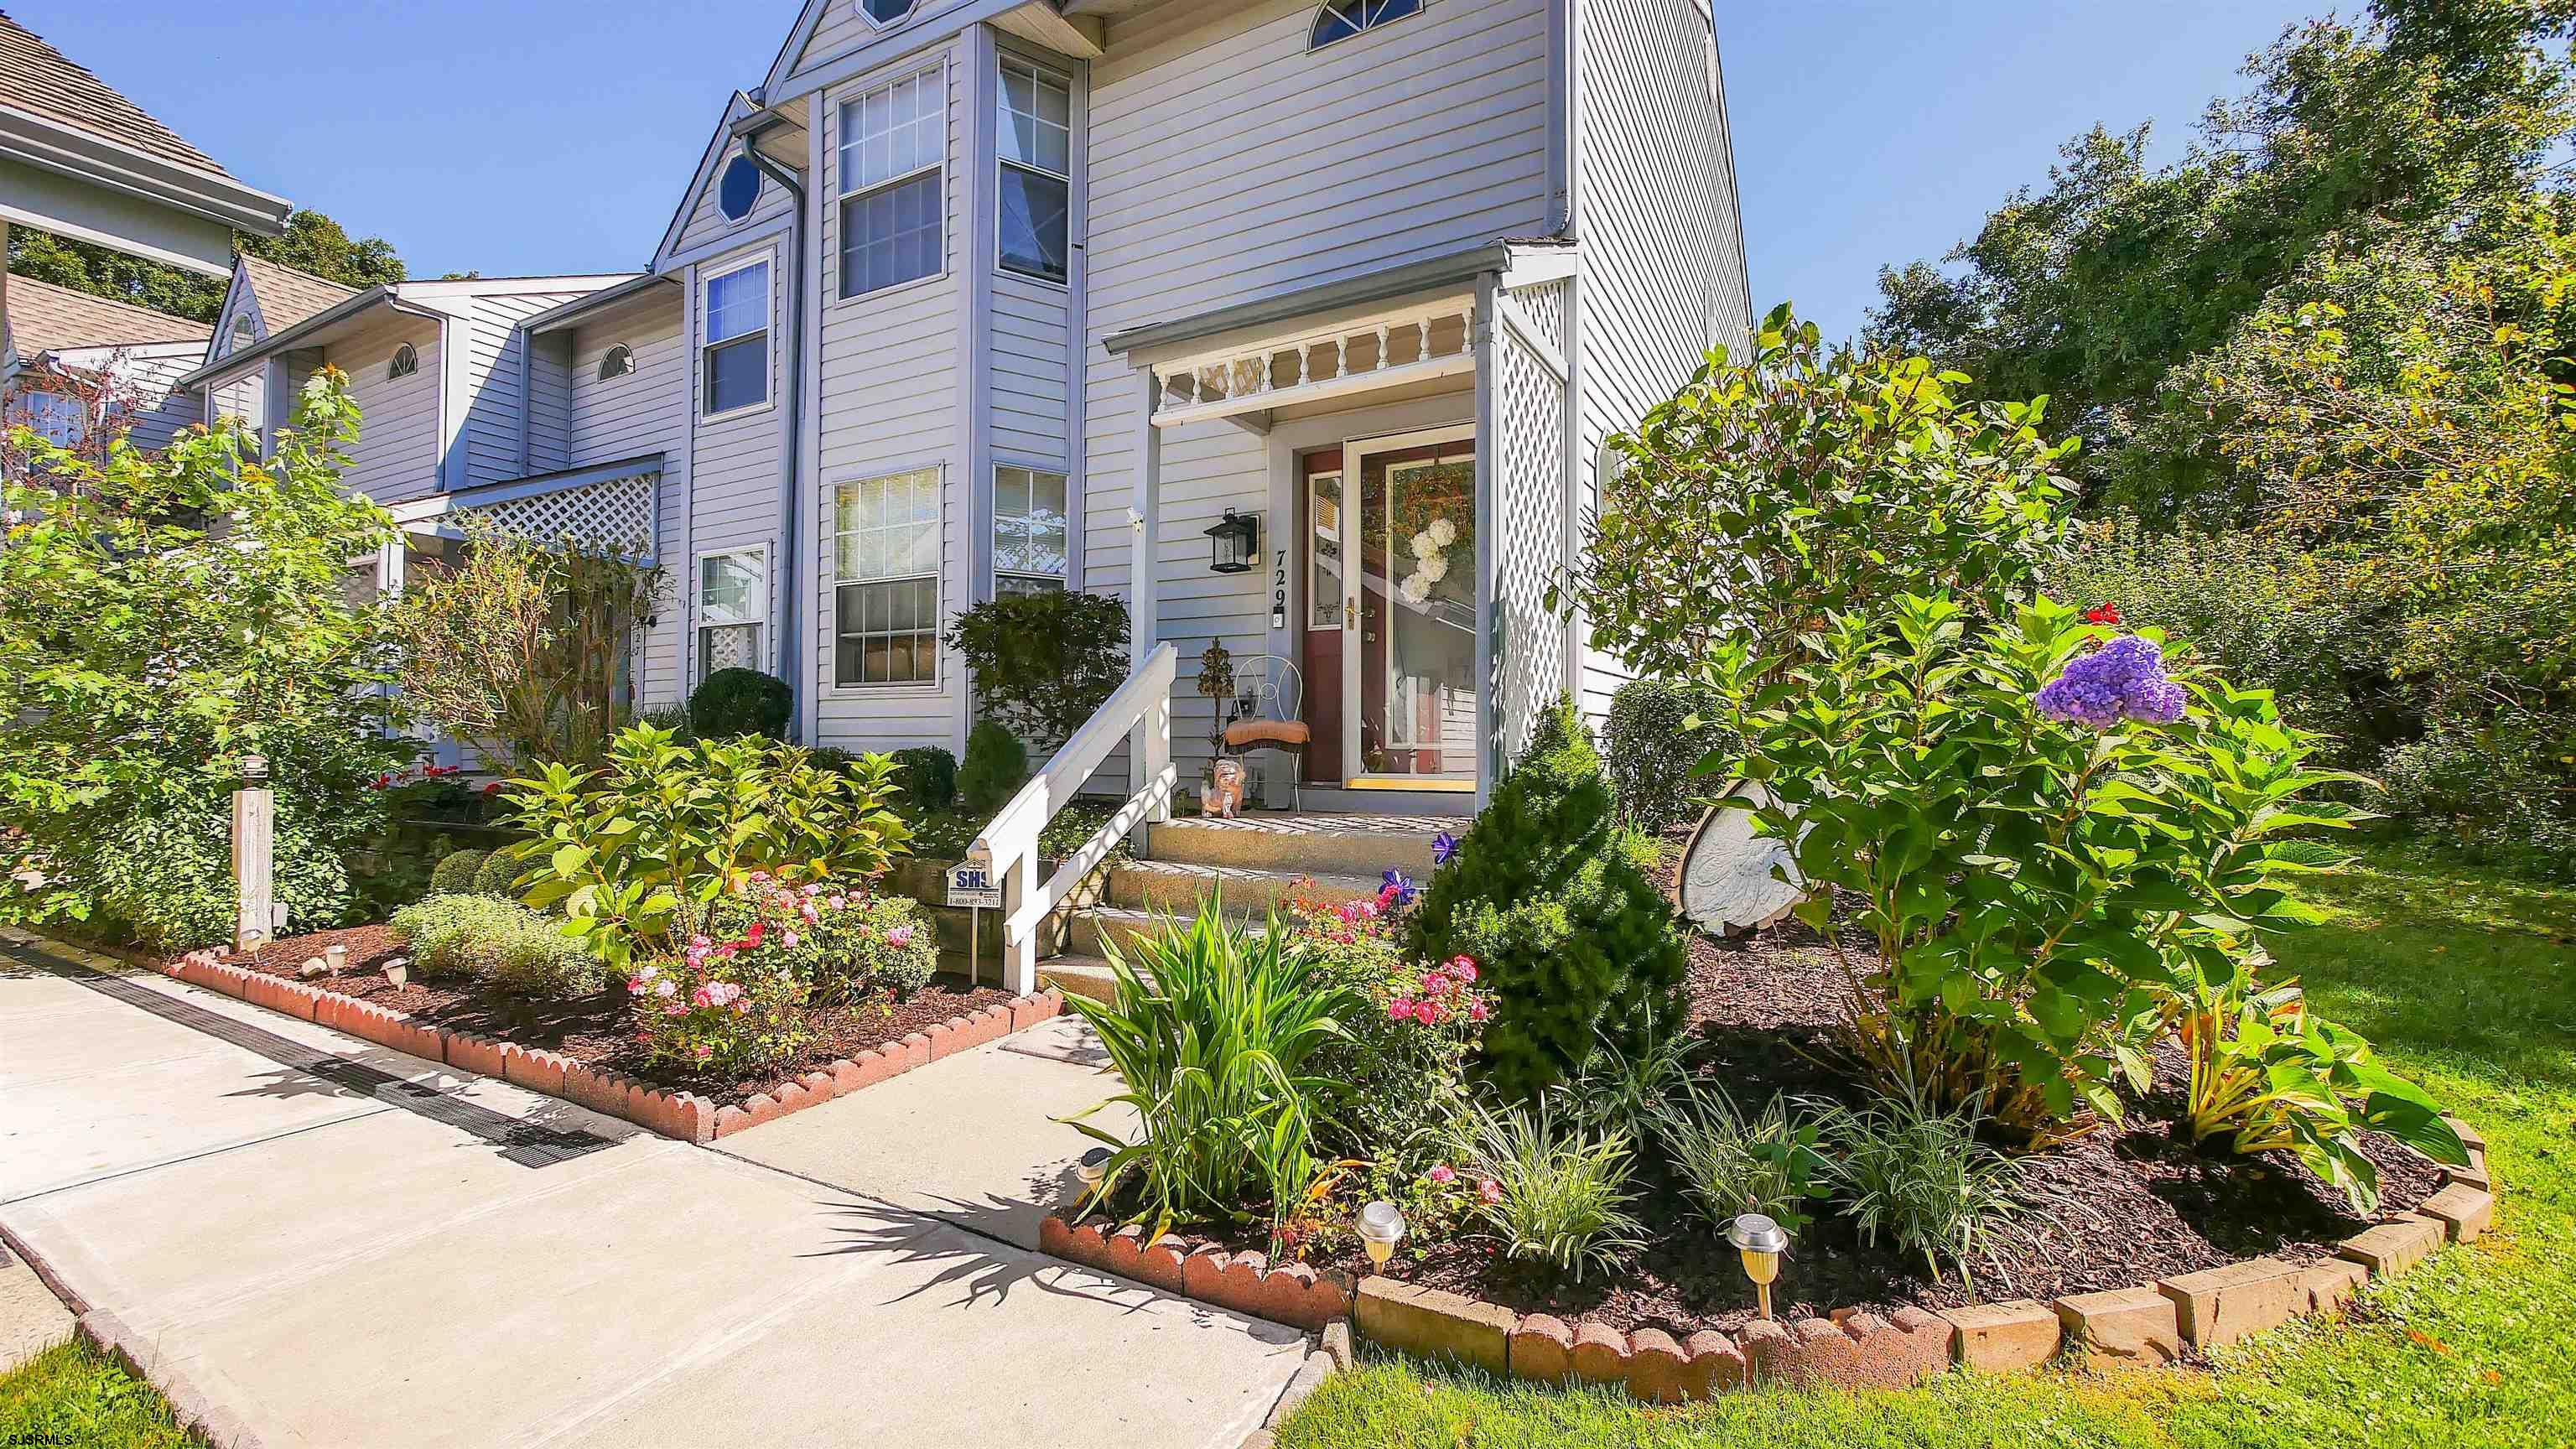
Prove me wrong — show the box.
[0,10,230,176]
[5,274,211,355]
[238,254,358,333]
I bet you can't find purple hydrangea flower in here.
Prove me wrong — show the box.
[1431,830,1459,866]
[1381,869,1419,906]
[2036,634,2187,729]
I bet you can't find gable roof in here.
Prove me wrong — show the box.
[237,254,361,333]
[5,274,210,356]
[0,9,229,176]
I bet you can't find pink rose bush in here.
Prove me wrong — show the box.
[1281,887,1493,1165]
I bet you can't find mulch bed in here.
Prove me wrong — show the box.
[1185,836,2440,1338]
[209,923,1019,1107]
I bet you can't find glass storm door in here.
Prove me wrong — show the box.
[1343,429,1477,781]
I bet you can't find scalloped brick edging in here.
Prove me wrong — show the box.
[1328,1114,2501,1400]
[160,946,1064,1145]
[1037,1217,1353,1331]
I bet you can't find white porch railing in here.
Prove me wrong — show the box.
[973,641,1177,995]
[1148,295,1476,429]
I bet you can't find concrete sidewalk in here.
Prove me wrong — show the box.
[0,932,1306,1449]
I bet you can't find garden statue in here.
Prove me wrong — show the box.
[1677,783,1805,935]
[1206,756,1247,819]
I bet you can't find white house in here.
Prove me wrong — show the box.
[185,0,1746,809]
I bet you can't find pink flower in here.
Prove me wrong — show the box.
[694,1044,713,1061]
[802,883,823,897]
[731,1000,750,1015]
[887,926,915,949]
[827,894,848,911]
[744,921,766,948]
[1479,1178,1502,1204]
[655,979,678,999]
[690,935,713,950]
[1388,997,1416,1021]
[692,984,716,1008]
[1426,1164,1456,1184]
[1421,971,1450,996]
[625,976,645,994]
[1413,1000,1441,1026]
[1468,1000,1489,1024]
[1451,958,1478,984]
[782,929,801,949]
[662,1002,687,1017]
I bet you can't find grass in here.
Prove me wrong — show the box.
[1275,837,2575,1449]
[0,1340,195,1448]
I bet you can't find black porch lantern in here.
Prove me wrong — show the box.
[1204,509,1259,574]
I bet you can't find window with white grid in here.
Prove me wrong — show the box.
[834,467,941,685]
[993,464,1067,590]
[997,56,1071,284]
[838,67,944,300]
[696,546,768,683]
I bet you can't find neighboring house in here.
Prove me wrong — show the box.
[1,273,209,473]
[0,8,288,382]
[506,0,1750,817]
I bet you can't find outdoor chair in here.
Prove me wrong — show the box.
[1220,653,1310,810]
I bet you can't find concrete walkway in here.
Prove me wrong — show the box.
[0,932,1306,1448]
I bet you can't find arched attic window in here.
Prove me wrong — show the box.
[229,314,257,354]
[1310,0,1421,49]
[600,343,636,381]
[388,342,419,380]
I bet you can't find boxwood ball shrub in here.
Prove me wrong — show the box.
[687,667,792,741]
[470,846,524,899]
[428,848,490,896]
[893,745,959,813]
[1602,676,1732,834]
[1410,696,1688,1101]
[389,893,584,994]
[957,719,1030,817]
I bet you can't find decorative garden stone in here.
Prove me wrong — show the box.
[1677,784,1804,934]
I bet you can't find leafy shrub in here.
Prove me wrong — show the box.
[1602,677,1730,833]
[392,894,545,983]
[699,876,940,1001]
[429,849,489,896]
[470,846,525,899]
[688,667,793,741]
[1721,594,2370,1135]
[944,591,1130,741]
[957,719,1030,817]
[0,369,408,948]
[489,918,600,999]
[637,704,694,742]
[893,746,958,812]
[1455,1100,1644,1282]
[1817,1085,2023,1285]
[1566,303,2074,683]
[626,949,807,1073]
[1284,886,1491,1162]
[1652,1083,1831,1234]
[2381,710,2576,881]
[388,522,666,770]
[1410,697,1687,1101]
[1062,898,1357,1241]
[503,725,911,973]
[2176,958,2467,1213]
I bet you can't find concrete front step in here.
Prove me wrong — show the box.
[1039,955,1119,1005]
[1145,813,1457,876]
[1067,906,1284,961]
[1105,860,1384,916]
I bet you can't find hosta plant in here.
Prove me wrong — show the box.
[1716,592,2374,1138]
[2175,957,2468,1213]
[1060,897,1356,1244]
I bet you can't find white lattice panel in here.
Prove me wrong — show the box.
[1506,278,1569,359]
[455,472,657,554]
[1490,318,1568,770]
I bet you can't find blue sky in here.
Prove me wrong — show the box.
[25,0,2323,340]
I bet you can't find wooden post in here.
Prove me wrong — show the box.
[232,754,276,953]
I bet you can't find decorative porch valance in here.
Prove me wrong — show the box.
[1147,292,1477,428]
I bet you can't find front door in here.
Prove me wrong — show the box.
[1297,449,1347,784]
[1343,428,1477,783]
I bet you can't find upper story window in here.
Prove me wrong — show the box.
[1310,0,1422,49]
[717,153,763,222]
[387,342,418,380]
[858,0,920,27]
[229,314,257,355]
[997,57,1072,285]
[701,257,771,417]
[22,391,87,449]
[838,67,944,300]
[600,343,636,381]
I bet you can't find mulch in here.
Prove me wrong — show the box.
[210,923,1019,1107]
[1185,834,2440,1337]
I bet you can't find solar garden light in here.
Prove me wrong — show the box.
[1357,1200,1407,1268]
[1073,1146,1113,1213]
[1727,1213,1790,1320]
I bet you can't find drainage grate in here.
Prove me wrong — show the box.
[9,939,615,1168]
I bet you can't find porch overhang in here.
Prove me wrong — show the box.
[390,453,664,564]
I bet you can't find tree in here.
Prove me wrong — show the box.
[1867,0,2576,517]
[0,369,411,947]
[6,208,408,325]
[944,589,1131,741]
[1564,304,2075,684]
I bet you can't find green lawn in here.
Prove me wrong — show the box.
[0,1341,194,1449]
[1276,839,2574,1449]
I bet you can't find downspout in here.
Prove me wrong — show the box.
[741,130,808,742]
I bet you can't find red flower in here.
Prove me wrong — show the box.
[2085,603,2123,626]
[480,781,504,795]
[742,920,766,948]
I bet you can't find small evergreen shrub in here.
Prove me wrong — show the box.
[1410,696,1689,1100]
[958,720,1030,816]
[1602,677,1732,834]
[389,894,525,981]
[470,846,524,899]
[687,667,792,741]
[428,848,489,896]
[489,921,601,999]
[894,745,959,812]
